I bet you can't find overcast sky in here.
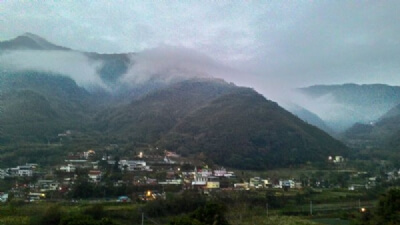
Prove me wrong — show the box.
[2,1,400,97]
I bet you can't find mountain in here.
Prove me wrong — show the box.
[0,73,347,168]
[380,103,400,121]
[95,78,348,169]
[0,71,93,142]
[299,84,400,132]
[158,85,347,169]
[286,104,333,135]
[0,33,70,51]
[87,52,131,84]
[0,33,133,88]
[0,33,348,169]
[0,33,186,99]
[94,78,237,143]
[342,102,400,150]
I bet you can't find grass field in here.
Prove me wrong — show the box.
[311,218,350,225]
[0,185,377,225]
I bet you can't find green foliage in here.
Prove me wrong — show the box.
[95,79,236,143]
[1,73,347,169]
[0,72,93,143]
[40,205,62,225]
[352,188,400,225]
[375,188,400,224]
[160,87,347,169]
[143,190,206,217]
[169,215,203,225]
[59,214,99,225]
[260,216,318,225]
[84,204,105,220]
[168,201,230,225]
[0,216,30,225]
[192,202,230,225]
[60,208,117,225]
[69,176,96,199]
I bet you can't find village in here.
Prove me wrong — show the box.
[0,144,396,204]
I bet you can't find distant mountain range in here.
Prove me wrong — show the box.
[0,33,348,169]
[286,104,333,135]
[0,32,71,51]
[343,101,400,150]
[297,84,400,133]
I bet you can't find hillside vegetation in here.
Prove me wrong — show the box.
[0,71,347,169]
[161,88,346,169]
[0,34,349,169]
[299,83,400,132]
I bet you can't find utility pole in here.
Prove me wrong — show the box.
[141,212,144,225]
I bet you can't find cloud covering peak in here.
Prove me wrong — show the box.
[120,46,231,85]
[0,50,107,90]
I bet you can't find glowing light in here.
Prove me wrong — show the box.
[361,208,366,212]
[146,190,152,197]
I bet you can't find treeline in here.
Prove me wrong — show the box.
[3,191,231,225]
[143,191,230,225]
[353,188,400,225]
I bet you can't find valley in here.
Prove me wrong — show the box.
[0,33,399,225]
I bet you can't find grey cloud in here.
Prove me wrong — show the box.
[247,1,400,88]
[2,1,400,124]
[0,50,108,90]
[120,46,235,85]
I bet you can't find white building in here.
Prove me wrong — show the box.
[59,164,76,173]
[333,156,344,163]
[158,179,182,185]
[214,168,227,177]
[111,160,150,171]
[0,169,9,179]
[37,180,59,192]
[280,180,296,189]
[18,166,33,177]
[192,168,208,186]
[88,170,102,182]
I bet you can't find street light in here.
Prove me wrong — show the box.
[146,190,152,197]
[361,207,366,213]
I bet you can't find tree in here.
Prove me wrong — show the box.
[69,176,95,199]
[113,156,120,173]
[168,202,230,225]
[84,204,105,220]
[192,202,230,225]
[40,205,62,225]
[169,216,203,225]
[354,188,400,225]
[375,188,400,224]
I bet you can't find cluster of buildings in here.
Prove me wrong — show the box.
[0,163,37,179]
[1,148,397,202]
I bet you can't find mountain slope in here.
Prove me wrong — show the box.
[94,79,237,143]
[160,87,347,169]
[0,33,132,88]
[0,33,349,169]
[342,102,400,150]
[0,71,93,142]
[287,104,333,134]
[0,33,70,51]
[299,84,400,132]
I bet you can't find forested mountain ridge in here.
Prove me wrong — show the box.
[0,34,348,169]
[299,83,400,132]
[160,87,347,169]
